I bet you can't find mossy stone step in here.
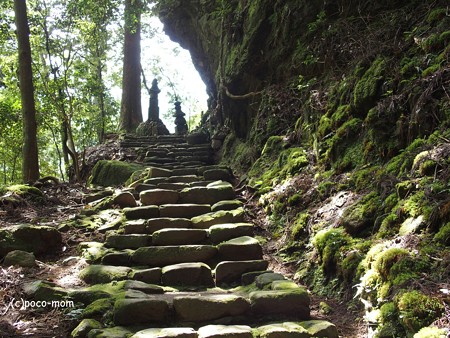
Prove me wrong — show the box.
[167,175,201,183]
[209,223,254,244]
[173,168,199,176]
[79,265,132,284]
[160,204,211,218]
[132,245,218,267]
[217,236,263,261]
[101,250,132,266]
[113,298,170,325]
[179,186,236,205]
[131,327,197,338]
[211,200,243,212]
[198,325,253,338]
[158,182,190,190]
[215,260,269,286]
[123,218,192,234]
[249,289,310,319]
[124,206,160,220]
[203,169,233,183]
[152,228,208,245]
[130,267,162,284]
[173,294,250,322]
[140,189,180,205]
[161,262,214,287]
[105,234,152,249]
[134,183,157,193]
[191,209,245,229]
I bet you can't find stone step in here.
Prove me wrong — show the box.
[105,234,152,249]
[83,321,339,338]
[123,218,192,234]
[214,260,269,286]
[132,245,218,267]
[161,262,214,287]
[152,228,208,246]
[217,236,263,261]
[159,204,211,218]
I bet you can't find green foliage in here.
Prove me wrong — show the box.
[414,326,448,338]
[291,212,309,239]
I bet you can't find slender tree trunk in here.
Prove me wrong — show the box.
[119,0,142,133]
[14,0,40,182]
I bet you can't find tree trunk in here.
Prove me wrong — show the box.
[14,0,40,183]
[119,0,142,133]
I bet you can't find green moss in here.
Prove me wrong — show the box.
[426,8,448,23]
[317,181,335,199]
[340,192,381,235]
[396,290,444,333]
[82,298,114,319]
[330,104,351,127]
[377,213,399,239]
[353,57,385,113]
[6,184,43,201]
[434,222,450,245]
[89,160,144,187]
[377,301,404,338]
[414,326,448,338]
[287,193,302,206]
[312,228,351,274]
[292,212,309,239]
[374,247,409,280]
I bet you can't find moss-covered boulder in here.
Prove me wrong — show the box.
[113,298,170,325]
[299,320,338,338]
[89,160,144,187]
[0,224,62,257]
[3,250,36,267]
[23,280,67,302]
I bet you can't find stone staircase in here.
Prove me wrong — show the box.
[67,135,339,338]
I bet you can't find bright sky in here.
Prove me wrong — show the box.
[111,16,209,133]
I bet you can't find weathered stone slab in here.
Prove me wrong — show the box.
[105,234,152,249]
[146,218,192,233]
[158,182,189,190]
[249,289,310,319]
[152,228,208,246]
[123,219,147,234]
[113,298,170,325]
[121,280,164,294]
[124,206,159,220]
[217,236,263,261]
[112,192,137,208]
[198,325,253,338]
[167,175,199,183]
[160,204,211,219]
[140,189,179,205]
[209,223,254,244]
[144,177,169,185]
[88,326,136,338]
[256,322,310,338]
[130,267,162,284]
[173,168,199,176]
[147,167,173,178]
[132,327,198,338]
[101,250,132,266]
[179,185,235,205]
[211,200,243,212]
[79,265,132,284]
[270,280,301,290]
[203,169,233,182]
[215,260,268,286]
[191,209,245,229]
[132,245,218,266]
[173,294,250,322]
[241,271,273,286]
[255,273,286,289]
[162,262,214,287]
[134,183,157,193]
[299,320,338,338]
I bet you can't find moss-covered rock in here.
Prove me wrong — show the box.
[89,160,144,187]
[71,318,103,338]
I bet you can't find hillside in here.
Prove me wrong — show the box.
[156,0,450,337]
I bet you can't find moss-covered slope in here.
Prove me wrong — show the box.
[156,0,450,336]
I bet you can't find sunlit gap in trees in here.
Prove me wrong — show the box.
[111,16,208,133]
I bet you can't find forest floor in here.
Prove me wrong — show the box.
[1,176,367,338]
